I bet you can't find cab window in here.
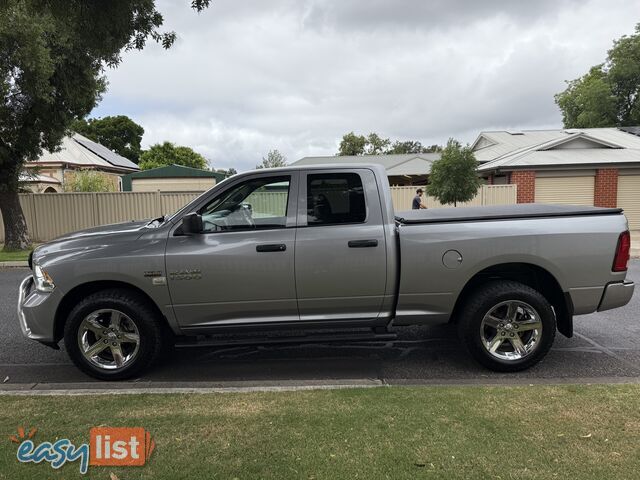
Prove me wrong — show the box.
[307,173,366,225]
[199,176,290,232]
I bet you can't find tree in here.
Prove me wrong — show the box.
[0,0,212,251]
[363,133,390,155]
[388,140,443,154]
[227,167,238,176]
[338,132,368,156]
[427,139,481,207]
[72,115,144,163]
[337,132,442,156]
[64,170,116,192]
[555,23,640,128]
[256,149,287,169]
[139,142,207,170]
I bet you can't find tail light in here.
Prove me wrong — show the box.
[613,231,631,272]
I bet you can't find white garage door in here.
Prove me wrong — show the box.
[535,176,595,206]
[617,175,640,230]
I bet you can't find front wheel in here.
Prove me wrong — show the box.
[457,280,556,372]
[63,289,167,380]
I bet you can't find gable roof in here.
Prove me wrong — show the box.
[27,133,139,172]
[475,127,640,173]
[293,153,439,176]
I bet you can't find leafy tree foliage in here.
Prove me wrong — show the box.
[0,0,212,250]
[427,139,480,207]
[556,23,640,128]
[337,132,441,156]
[72,116,145,163]
[139,142,208,170]
[388,141,442,154]
[256,149,287,169]
[64,170,116,192]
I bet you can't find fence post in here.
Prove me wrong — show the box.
[155,190,162,217]
[27,194,38,243]
[92,192,99,227]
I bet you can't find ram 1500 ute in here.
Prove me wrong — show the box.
[18,164,635,379]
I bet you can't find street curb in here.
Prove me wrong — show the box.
[2,377,640,395]
[0,261,28,268]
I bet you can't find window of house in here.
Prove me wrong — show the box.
[306,173,366,225]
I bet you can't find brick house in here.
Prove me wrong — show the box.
[473,128,640,231]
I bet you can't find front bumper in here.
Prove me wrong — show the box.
[598,281,635,312]
[17,275,60,344]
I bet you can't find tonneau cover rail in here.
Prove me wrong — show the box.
[395,204,623,225]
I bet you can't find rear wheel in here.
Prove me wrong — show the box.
[63,289,167,380]
[457,280,556,372]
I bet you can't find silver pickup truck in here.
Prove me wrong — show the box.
[18,164,634,380]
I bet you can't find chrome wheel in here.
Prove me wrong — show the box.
[480,300,543,361]
[77,309,140,370]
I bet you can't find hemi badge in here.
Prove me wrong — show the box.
[152,277,167,286]
[144,271,163,278]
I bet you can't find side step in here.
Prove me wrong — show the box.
[174,329,398,349]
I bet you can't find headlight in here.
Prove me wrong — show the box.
[33,264,55,292]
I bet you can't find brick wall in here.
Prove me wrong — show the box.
[510,170,536,203]
[594,168,618,208]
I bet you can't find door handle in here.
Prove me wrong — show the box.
[348,239,378,248]
[256,244,287,252]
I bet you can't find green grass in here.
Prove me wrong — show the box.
[1,385,640,479]
[0,245,31,262]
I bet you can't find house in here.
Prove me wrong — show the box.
[292,153,439,185]
[121,164,227,192]
[21,133,139,192]
[473,127,640,230]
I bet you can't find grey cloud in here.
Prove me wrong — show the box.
[93,0,640,171]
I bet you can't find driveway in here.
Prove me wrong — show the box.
[1,262,639,388]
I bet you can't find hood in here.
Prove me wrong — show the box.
[33,220,151,266]
[51,220,149,242]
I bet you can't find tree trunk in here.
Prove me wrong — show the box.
[0,191,31,250]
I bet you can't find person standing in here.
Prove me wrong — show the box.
[412,188,427,209]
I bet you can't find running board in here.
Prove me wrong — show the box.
[174,330,398,349]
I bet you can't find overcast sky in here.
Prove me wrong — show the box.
[92,0,639,172]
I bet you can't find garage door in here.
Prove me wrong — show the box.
[535,176,595,206]
[617,175,640,230]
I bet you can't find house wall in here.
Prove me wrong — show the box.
[132,177,217,192]
[594,168,618,208]
[510,171,536,203]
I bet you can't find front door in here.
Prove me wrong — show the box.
[165,172,299,330]
[294,169,387,321]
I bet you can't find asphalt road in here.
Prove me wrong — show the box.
[1,262,639,388]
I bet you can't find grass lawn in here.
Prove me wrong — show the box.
[1,385,640,479]
[0,245,31,262]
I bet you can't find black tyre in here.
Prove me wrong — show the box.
[457,280,556,372]
[63,288,167,380]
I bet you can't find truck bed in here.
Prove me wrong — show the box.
[395,204,623,225]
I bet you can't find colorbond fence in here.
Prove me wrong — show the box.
[390,184,517,211]
[0,184,516,243]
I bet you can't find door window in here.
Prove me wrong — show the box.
[307,173,366,225]
[199,176,290,232]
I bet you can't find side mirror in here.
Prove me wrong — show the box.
[181,212,203,235]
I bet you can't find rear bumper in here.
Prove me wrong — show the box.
[17,275,60,344]
[598,281,635,312]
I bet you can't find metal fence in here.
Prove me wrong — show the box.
[0,184,517,243]
[390,184,517,211]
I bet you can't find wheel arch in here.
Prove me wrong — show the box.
[451,262,573,338]
[54,280,174,343]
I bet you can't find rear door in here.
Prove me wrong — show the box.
[294,168,387,321]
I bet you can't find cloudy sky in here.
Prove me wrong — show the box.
[93,0,639,172]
